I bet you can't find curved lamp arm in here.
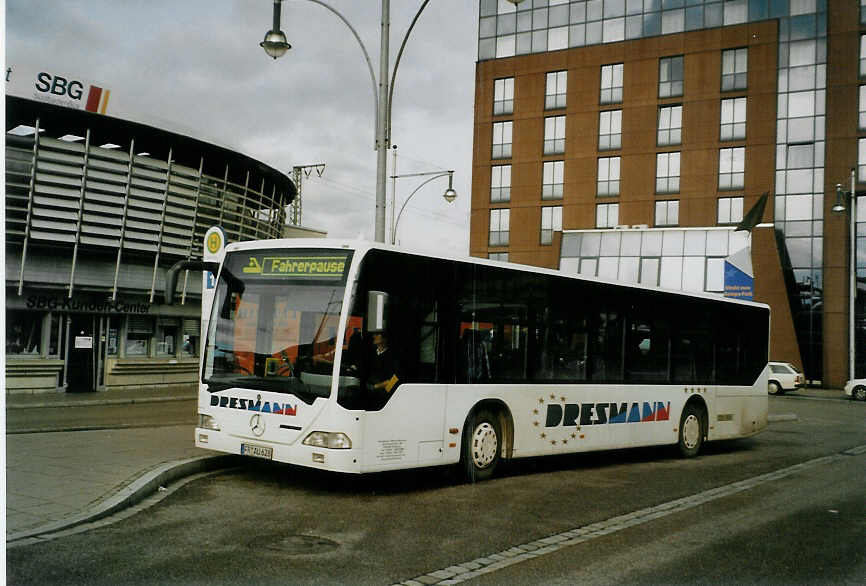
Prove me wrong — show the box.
[386,0,431,146]
[392,171,453,245]
[267,0,379,148]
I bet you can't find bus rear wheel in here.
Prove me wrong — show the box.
[678,403,704,458]
[462,409,501,483]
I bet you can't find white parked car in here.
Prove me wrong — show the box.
[843,379,866,401]
[768,362,804,395]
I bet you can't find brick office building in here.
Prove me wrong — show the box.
[470,0,863,386]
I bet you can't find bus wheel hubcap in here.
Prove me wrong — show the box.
[682,414,700,449]
[472,422,498,469]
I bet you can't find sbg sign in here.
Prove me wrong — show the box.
[33,72,110,113]
[35,72,85,99]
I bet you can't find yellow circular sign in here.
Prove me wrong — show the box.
[207,231,222,254]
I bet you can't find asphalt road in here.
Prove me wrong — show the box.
[6,395,865,585]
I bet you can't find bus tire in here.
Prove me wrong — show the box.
[462,409,501,483]
[678,403,704,458]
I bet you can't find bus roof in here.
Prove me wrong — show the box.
[223,237,770,311]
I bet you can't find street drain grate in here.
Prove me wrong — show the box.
[263,535,339,555]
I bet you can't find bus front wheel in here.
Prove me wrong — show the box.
[678,403,705,458]
[462,409,501,483]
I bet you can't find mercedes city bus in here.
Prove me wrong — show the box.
[168,237,770,482]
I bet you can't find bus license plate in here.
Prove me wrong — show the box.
[241,443,273,460]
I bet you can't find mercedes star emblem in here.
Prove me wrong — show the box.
[250,413,266,436]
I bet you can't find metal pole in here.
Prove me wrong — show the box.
[390,145,397,244]
[850,167,857,382]
[374,0,390,242]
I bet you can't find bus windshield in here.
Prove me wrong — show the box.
[202,248,354,403]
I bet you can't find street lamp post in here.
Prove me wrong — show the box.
[261,0,526,242]
[390,170,457,245]
[833,167,858,382]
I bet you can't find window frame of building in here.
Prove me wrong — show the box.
[655,200,679,227]
[717,196,744,225]
[493,77,515,116]
[545,70,567,110]
[719,147,745,190]
[491,164,512,203]
[544,115,566,155]
[720,97,747,141]
[659,55,684,98]
[540,205,563,245]
[655,152,681,194]
[860,138,866,183]
[860,85,866,130]
[597,156,621,197]
[600,63,624,105]
[489,252,509,262]
[492,121,513,159]
[599,109,622,151]
[542,160,564,200]
[489,208,510,247]
[126,315,153,357]
[156,317,179,357]
[721,47,748,91]
[657,105,682,147]
[596,203,619,229]
[861,34,866,78]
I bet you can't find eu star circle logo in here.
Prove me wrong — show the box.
[207,231,221,254]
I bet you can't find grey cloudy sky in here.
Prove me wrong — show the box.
[5,0,480,255]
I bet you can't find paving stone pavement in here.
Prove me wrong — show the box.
[4,388,234,544]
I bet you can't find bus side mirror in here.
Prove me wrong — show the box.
[367,291,389,333]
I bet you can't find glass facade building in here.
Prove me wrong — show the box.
[473,0,863,385]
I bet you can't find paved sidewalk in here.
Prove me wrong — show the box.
[4,387,237,545]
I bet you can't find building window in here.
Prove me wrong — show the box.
[599,110,622,150]
[491,165,511,203]
[542,160,564,200]
[127,315,153,356]
[597,157,621,197]
[544,116,566,154]
[156,317,178,356]
[720,97,747,141]
[722,48,748,91]
[545,70,567,110]
[655,152,681,194]
[494,77,514,115]
[182,319,200,356]
[492,121,512,159]
[719,147,745,190]
[540,206,563,245]
[596,203,619,228]
[657,105,682,146]
[860,138,866,183]
[600,63,623,104]
[489,208,510,246]
[718,196,744,225]
[489,252,509,262]
[862,35,866,78]
[6,311,44,356]
[655,200,679,227]
[659,56,684,98]
[860,86,866,130]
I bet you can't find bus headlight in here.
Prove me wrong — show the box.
[302,431,352,449]
[198,414,220,431]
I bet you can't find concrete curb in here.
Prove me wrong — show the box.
[5,396,196,410]
[6,454,241,545]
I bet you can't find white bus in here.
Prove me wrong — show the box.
[169,239,770,482]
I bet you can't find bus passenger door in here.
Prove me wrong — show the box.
[361,385,446,472]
